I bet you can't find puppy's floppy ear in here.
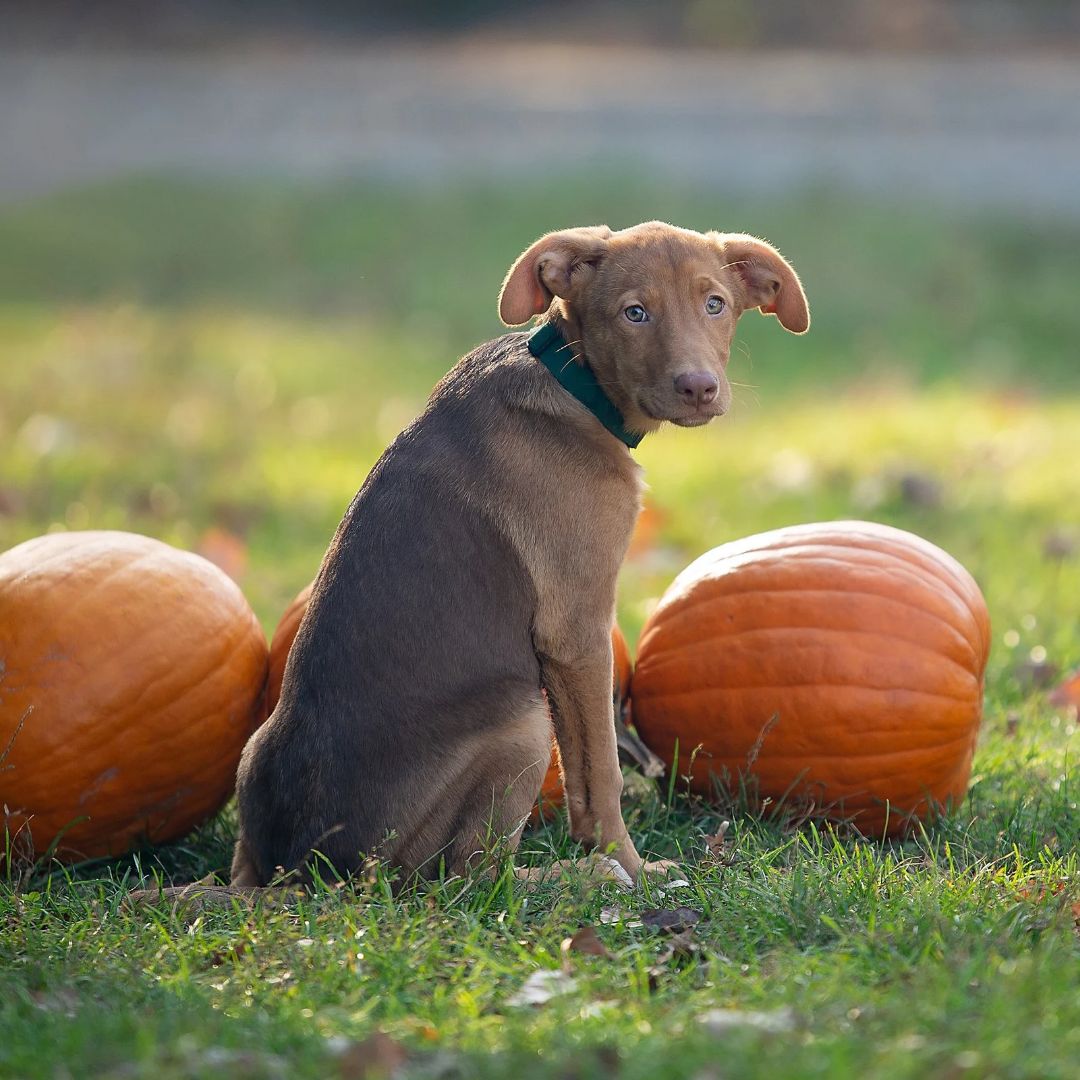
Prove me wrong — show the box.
[713,233,810,334]
[498,226,613,326]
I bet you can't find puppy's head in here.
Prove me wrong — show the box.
[499,221,808,433]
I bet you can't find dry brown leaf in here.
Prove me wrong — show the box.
[640,907,702,934]
[561,925,611,964]
[507,969,577,1007]
[1015,657,1059,690]
[703,821,733,863]
[897,471,943,509]
[196,526,249,582]
[1043,530,1078,561]
[1048,669,1080,709]
[207,939,248,967]
[699,1007,797,1035]
[627,503,666,560]
[598,906,620,924]
[656,929,702,965]
[0,486,24,517]
[336,1032,408,1079]
[1017,879,1067,903]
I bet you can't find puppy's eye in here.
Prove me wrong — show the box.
[705,295,726,315]
[624,304,649,324]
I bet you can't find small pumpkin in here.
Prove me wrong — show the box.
[0,531,268,863]
[266,583,633,820]
[631,521,990,835]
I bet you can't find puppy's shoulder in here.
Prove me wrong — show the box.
[430,331,537,404]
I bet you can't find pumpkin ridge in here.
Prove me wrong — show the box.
[668,754,965,799]
[639,681,978,704]
[660,545,978,601]
[746,529,989,656]
[646,577,984,658]
[22,625,260,768]
[668,548,976,613]
[698,730,979,761]
[637,617,981,673]
[675,531,984,630]
[687,521,967,574]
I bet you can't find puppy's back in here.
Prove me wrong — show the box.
[235,336,546,883]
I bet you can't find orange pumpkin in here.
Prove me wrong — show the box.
[266,583,632,821]
[0,531,268,863]
[631,521,990,836]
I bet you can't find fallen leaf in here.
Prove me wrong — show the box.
[507,969,577,1008]
[561,926,611,963]
[196,526,249,582]
[207,939,248,967]
[336,1032,408,1079]
[190,1047,288,1075]
[1048,669,1080,709]
[1017,879,1067,903]
[703,821,731,856]
[656,929,702,965]
[1043,530,1078,561]
[898,471,943,509]
[0,486,24,517]
[699,1007,797,1035]
[1014,657,1059,690]
[617,725,666,779]
[640,907,702,934]
[627,503,666,560]
[30,988,80,1017]
[654,878,691,895]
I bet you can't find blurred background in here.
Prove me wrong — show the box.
[2,0,1079,696]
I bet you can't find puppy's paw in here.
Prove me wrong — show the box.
[592,854,635,890]
[641,859,682,879]
[516,854,635,891]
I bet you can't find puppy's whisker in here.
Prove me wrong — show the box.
[730,382,761,407]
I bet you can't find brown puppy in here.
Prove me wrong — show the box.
[231,222,808,888]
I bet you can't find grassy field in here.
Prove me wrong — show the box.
[1,178,1078,1078]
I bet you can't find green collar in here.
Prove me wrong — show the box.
[526,322,643,449]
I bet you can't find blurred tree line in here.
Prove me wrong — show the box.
[4,0,1079,51]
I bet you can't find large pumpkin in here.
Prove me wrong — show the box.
[631,521,990,836]
[0,531,268,863]
[266,583,633,820]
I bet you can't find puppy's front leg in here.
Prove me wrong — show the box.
[541,645,643,880]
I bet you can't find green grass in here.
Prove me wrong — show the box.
[1,177,1078,1078]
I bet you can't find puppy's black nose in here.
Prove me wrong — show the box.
[674,372,719,406]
